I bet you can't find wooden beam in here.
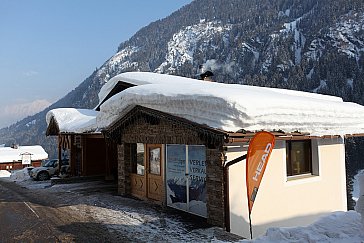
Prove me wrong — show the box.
[226,133,356,144]
[345,133,364,138]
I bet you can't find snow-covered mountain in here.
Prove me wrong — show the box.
[0,0,364,204]
[0,99,51,128]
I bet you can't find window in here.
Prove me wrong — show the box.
[149,147,161,175]
[130,143,145,175]
[286,140,312,177]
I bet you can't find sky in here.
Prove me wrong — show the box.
[0,0,193,129]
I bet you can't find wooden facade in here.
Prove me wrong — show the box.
[0,160,42,170]
[56,133,118,178]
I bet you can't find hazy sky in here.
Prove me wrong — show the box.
[0,0,192,128]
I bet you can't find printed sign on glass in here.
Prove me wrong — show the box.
[166,144,207,217]
[187,145,207,217]
[166,145,187,211]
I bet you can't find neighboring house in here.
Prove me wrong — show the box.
[46,72,364,239]
[0,145,48,170]
[46,108,117,179]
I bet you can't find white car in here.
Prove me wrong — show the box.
[30,159,59,181]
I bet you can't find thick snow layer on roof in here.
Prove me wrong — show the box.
[46,108,98,133]
[0,145,48,163]
[99,72,343,105]
[97,72,201,107]
[97,73,364,136]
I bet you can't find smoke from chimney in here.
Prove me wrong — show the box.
[197,59,235,81]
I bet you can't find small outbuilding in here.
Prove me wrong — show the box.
[0,145,48,170]
[46,108,117,179]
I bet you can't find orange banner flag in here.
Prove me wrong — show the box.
[246,131,275,214]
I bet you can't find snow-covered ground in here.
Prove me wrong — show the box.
[248,171,364,242]
[247,211,363,243]
[0,170,11,177]
[1,169,364,242]
[354,170,364,234]
[353,170,364,201]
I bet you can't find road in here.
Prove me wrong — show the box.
[0,178,243,243]
[0,179,122,243]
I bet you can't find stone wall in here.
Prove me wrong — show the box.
[122,119,206,145]
[206,147,226,228]
[117,143,131,196]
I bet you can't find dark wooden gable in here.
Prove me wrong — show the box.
[95,81,135,111]
[46,116,60,136]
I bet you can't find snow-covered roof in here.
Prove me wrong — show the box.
[97,72,199,110]
[46,72,364,137]
[0,145,48,163]
[46,108,98,134]
[97,72,364,136]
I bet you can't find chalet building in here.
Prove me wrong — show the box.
[46,72,364,238]
[0,145,48,170]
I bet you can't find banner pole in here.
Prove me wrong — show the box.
[246,163,253,240]
[248,212,253,239]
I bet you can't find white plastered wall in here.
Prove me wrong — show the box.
[227,137,347,238]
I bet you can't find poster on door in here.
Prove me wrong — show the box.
[187,145,207,217]
[166,145,187,211]
[166,144,207,217]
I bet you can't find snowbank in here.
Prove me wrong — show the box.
[0,170,11,178]
[245,211,364,242]
[247,169,364,242]
[247,168,362,242]
[97,73,364,136]
[46,108,98,133]
[10,168,31,181]
[353,169,364,201]
[354,170,364,231]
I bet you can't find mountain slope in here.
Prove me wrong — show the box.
[1,0,364,203]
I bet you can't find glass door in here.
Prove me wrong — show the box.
[166,144,207,217]
[146,144,164,202]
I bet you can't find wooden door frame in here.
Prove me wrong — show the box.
[146,144,164,203]
[130,143,147,199]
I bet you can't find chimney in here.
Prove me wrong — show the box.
[11,144,19,149]
[199,70,214,82]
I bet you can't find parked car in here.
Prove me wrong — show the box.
[30,159,59,180]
